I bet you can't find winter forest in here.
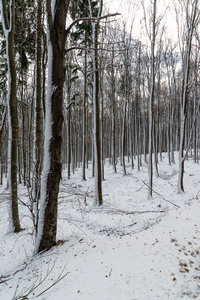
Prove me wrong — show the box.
[1,0,200,299]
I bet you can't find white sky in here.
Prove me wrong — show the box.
[103,0,179,45]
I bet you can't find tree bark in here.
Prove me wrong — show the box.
[35,0,70,254]
[82,43,87,181]
[34,0,43,232]
[88,0,103,205]
[0,0,21,232]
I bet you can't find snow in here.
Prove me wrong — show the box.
[51,0,57,22]
[1,152,200,299]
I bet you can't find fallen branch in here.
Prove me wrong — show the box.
[12,260,69,300]
[142,181,180,208]
[114,209,166,215]
[94,206,166,215]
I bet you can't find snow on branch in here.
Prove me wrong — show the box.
[65,13,120,36]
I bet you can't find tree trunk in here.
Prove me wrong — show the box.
[88,0,103,205]
[34,0,43,232]
[0,0,21,232]
[148,0,156,199]
[111,46,117,173]
[122,52,128,176]
[100,71,104,180]
[178,0,198,193]
[35,0,70,254]
[82,46,87,181]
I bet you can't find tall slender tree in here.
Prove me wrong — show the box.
[88,0,103,205]
[33,0,44,233]
[178,0,198,193]
[69,0,96,181]
[0,0,21,232]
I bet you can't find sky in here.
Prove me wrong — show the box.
[103,0,179,45]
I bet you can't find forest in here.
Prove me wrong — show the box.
[1,0,200,299]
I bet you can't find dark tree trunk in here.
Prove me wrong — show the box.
[93,21,103,205]
[34,0,43,232]
[1,0,21,232]
[82,45,87,181]
[35,0,70,254]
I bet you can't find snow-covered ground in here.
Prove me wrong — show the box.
[1,153,200,299]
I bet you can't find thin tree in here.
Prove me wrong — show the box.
[33,0,44,233]
[148,0,157,199]
[111,44,117,173]
[178,0,198,193]
[0,0,21,232]
[88,0,103,205]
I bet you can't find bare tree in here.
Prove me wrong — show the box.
[178,0,198,193]
[0,0,21,232]
[148,0,157,199]
[88,0,103,205]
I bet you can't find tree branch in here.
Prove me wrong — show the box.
[65,46,90,53]
[65,13,120,36]
[0,107,7,140]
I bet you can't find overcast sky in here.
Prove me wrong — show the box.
[103,0,179,45]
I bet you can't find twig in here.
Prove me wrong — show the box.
[12,262,28,276]
[0,274,10,285]
[195,190,200,199]
[36,270,69,298]
[13,260,57,299]
[109,268,112,277]
[135,184,145,193]
[124,222,137,228]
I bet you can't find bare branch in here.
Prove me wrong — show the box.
[0,107,7,140]
[36,270,69,297]
[65,13,120,36]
